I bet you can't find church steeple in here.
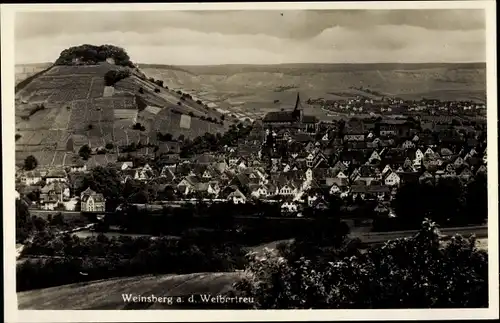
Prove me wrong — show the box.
[292,92,302,121]
[293,93,300,112]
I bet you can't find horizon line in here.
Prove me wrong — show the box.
[15,61,487,67]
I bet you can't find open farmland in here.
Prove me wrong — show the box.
[179,114,192,129]
[16,62,227,167]
[141,62,486,117]
[17,272,245,310]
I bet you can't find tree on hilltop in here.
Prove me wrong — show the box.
[55,44,134,67]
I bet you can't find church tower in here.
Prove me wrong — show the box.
[291,93,303,122]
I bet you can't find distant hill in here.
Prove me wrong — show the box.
[15,63,53,85]
[17,272,244,309]
[15,46,228,168]
[140,62,486,110]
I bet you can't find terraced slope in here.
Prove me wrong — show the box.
[15,63,228,168]
[17,272,245,310]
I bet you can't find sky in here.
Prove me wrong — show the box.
[15,9,486,65]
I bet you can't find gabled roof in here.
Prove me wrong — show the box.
[263,111,297,123]
[23,170,42,178]
[227,188,246,199]
[45,169,67,178]
[179,175,200,187]
[195,153,217,165]
[160,166,176,181]
[81,187,105,202]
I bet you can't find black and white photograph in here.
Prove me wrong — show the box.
[2,1,498,321]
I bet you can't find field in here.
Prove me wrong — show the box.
[17,272,245,309]
[141,62,486,119]
[15,63,231,167]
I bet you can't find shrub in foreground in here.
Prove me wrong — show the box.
[231,220,488,309]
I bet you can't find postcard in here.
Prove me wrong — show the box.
[2,1,498,321]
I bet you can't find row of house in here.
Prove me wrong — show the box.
[16,109,488,217]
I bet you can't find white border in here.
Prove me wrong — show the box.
[2,1,498,322]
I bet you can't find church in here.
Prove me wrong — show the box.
[262,93,319,134]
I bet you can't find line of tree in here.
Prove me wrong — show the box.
[17,230,247,292]
[104,69,131,86]
[156,132,174,142]
[180,123,251,158]
[383,175,488,230]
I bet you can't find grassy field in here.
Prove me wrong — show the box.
[17,272,246,309]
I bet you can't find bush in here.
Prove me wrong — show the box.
[188,112,194,117]
[87,124,93,130]
[29,104,45,117]
[232,220,488,309]
[104,69,131,86]
[154,88,160,93]
[105,143,114,150]
[24,155,38,170]
[135,94,147,111]
[78,145,91,160]
[157,132,173,142]
[138,87,145,94]
[132,123,146,131]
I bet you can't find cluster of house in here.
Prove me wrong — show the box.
[15,163,106,212]
[15,119,487,218]
[14,93,487,217]
[311,96,486,116]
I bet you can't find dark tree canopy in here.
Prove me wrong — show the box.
[78,145,91,160]
[24,155,38,170]
[55,44,134,67]
[233,220,488,309]
[104,69,131,86]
